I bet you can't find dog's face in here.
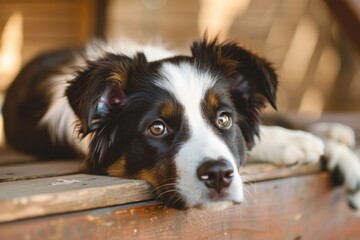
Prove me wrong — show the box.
[66,38,277,210]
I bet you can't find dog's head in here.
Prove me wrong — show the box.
[66,38,277,210]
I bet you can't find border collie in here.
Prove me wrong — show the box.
[3,37,360,211]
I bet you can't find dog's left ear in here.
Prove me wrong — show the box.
[66,54,132,135]
[191,38,278,148]
[66,53,134,168]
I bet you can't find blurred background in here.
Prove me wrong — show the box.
[0,0,359,119]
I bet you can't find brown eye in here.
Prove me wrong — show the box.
[148,121,167,136]
[217,112,232,129]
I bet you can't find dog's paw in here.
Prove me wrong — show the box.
[309,122,356,148]
[348,192,360,214]
[324,140,360,211]
[325,141,360,189]
[279,130,325,165]
[249,126,325,166]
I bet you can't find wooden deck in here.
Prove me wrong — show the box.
[1,114,360,239]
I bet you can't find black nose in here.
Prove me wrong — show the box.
[197,159,234,193]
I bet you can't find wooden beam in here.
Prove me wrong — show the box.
[324,0,360,51]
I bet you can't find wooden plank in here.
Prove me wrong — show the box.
[0,174,153,223]
[0,160,80,182]
[241,162,322,182]
[0,161,320,222]
[0,147,38,165]
[1,173,359,240]
[0,162,322,222]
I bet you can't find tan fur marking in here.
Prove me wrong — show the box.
[136,170,159,188]
[107,156,127,178]
[110,71,127,85]
[160,101,175,118]
[208,91,219,109]
[218,58,238,71]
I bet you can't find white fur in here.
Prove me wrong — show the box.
[248,126,325,165]
[159,63,243,208]
[39,73,79,147]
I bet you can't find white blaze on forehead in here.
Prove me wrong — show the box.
[158,62,243,207]
[158,62,215,114]
[158,62,232,159]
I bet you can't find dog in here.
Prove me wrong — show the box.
[3,37,360,211]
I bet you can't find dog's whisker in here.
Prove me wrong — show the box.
[152,187,176,194]
[243,183,257,202]
[155,189,178,200]
[167,194,183,208]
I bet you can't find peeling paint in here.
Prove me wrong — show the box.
[294,213,302,221]
[51,179,81,186]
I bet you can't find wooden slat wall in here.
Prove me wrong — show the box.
[106,0,200,49]
[0,0,97,65]
[106,0,360,113]
[325,0,360,51]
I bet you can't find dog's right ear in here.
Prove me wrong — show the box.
[66,54,132,137]
[191,37,278,149]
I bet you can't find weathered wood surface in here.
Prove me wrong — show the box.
[240,162,322,182]
[0,174,153,223]
[0,147,38,165]
[0,160,80,182]
[0,158,322,222]
[1,173,359,240]
[0,150,322,183]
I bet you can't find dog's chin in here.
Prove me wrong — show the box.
[193,201,239,211]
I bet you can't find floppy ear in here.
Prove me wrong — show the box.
[66,53,133,166]
[191,38,278,149]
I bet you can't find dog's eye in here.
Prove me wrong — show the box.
[217,112,232,129]
[148,121,167,136]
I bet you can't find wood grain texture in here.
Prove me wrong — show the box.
[241,162,322,182]
[0,161,322,222]
[0,160,80,182]
[0,147,38,165]
[0,174,153,222]
[1,173,359,240]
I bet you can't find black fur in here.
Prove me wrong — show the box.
[3,49,78,158]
